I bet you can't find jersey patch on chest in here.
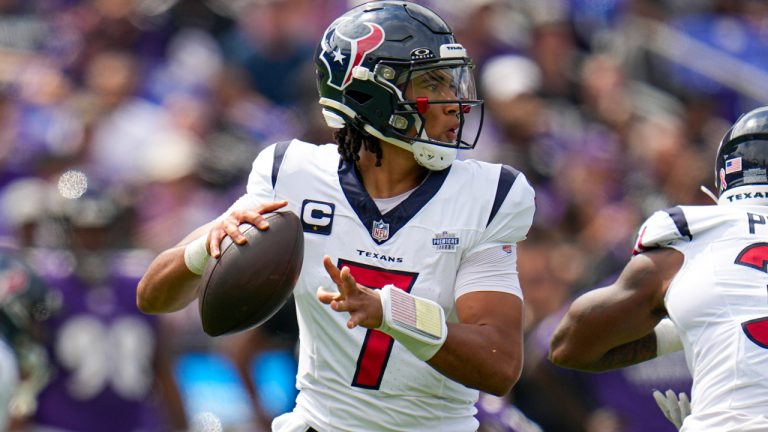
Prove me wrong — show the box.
[432,231,460,252]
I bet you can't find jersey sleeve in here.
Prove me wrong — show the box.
[456,169,534,299]
[218,141,286,219]
[454,244,523,300]
[632,206,692,255]
[467,170,536,256]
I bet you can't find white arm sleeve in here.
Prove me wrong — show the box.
[455,244,522,300]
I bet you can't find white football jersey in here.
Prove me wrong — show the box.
[635,204,768,431]
[229,140,535,431]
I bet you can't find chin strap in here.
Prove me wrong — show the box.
[362,124,456,171]
[411,141,456,171]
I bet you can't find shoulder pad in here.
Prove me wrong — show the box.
[633,206,692,255]
[477,169,535,249]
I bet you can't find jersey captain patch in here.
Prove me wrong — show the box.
[301,199,335,235]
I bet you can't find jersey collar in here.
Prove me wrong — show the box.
[338,159,451,245]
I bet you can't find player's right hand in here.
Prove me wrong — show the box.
[317,255,384,330]
[652,389,691,430]
[208,200,288,258]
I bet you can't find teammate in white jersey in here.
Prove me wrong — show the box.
[549,106,768,431]
[137,2,535,431]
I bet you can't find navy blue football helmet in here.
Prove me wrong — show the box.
[315,1,483,170]
[715,106,768,204]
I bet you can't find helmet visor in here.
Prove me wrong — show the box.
[407,65,478,101]
[393,63,484,150]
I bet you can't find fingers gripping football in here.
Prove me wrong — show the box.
[209,200,288,258]
[318,256,383,329]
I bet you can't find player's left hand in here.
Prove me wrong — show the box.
[652,389,691,430]
[317,255,383,330]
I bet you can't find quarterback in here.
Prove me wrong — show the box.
[138,2,535,431]
[549,106,768,431]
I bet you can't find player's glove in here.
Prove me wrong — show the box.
[652,389,691,430]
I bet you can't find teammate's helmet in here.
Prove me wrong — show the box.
[715,106,768,205]
[315,1,483,170]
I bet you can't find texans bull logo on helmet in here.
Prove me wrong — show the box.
[319,18,385,90]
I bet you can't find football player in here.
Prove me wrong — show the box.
[24,181,188,432]
[549,106,768,431]
[138,2,535,431]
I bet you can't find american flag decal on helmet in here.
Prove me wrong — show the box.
[725,157,743,174]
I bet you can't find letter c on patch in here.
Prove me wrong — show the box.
[301,199,335,235]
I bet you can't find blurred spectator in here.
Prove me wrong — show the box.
[72,50,176,186]
[3,60,83,182]
[0,177,50,245]
[17,173,188,432]
[218,0,316,107]
[473,53,573,182]
[0,0,762,429]
[435,0,531,69]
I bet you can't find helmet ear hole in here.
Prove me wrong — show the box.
[345,90,373,105]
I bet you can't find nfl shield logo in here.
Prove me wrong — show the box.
[372,219,390,242]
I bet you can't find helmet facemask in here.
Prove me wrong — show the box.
[384,60,484,170]
[340,58,484,170]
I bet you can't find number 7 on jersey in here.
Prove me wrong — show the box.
[337,259,419,390]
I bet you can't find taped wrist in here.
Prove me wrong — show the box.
[654,318,683,356]
[183,235,210,275]
[377,284,447,361]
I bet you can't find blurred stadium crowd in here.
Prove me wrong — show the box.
[0,0,766,431]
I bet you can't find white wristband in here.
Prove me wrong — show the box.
[183,235,210,276]
[377,284,448,361]
[654,318,683,356]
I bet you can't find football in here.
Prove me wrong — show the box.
[199,211,304,337]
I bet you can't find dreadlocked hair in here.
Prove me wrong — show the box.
[334,125,384,167]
